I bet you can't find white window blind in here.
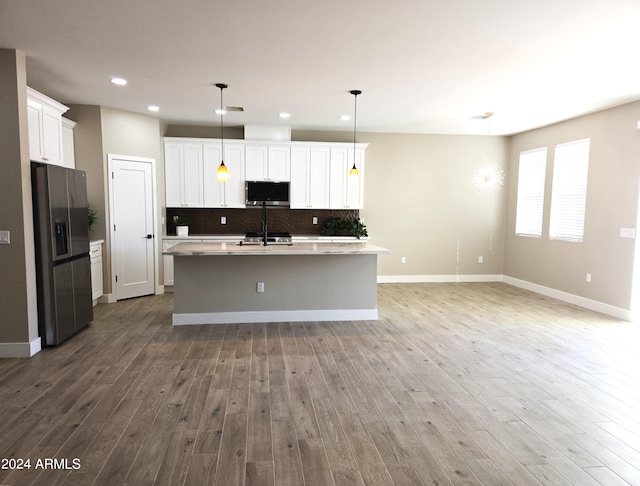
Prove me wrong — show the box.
[549,138,590,242]
[515,147,547,237]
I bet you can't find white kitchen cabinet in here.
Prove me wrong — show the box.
[90,240,104,304]
[203,142,246,207]
[61,117,76,168]
[27,87,69,166]
[164,138,367,211]
[245,144,290,181]
[163,239,202,286]
[329,147,365,209]
[165,142,204,207]
[290,146,330,209]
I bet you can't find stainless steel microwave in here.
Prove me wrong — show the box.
[246,181,290,207]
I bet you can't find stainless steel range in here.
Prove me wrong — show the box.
[243,232,292,244]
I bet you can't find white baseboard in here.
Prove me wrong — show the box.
[0,337,42,358]
[377,274,503,283]
[99,293,117,304]
[503,276,631,321]
[173,308,379,325]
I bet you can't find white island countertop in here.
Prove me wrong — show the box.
[163,241,390,256]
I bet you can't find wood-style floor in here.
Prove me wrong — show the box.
[1,283,639,485]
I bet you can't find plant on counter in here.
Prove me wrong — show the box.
[320,217,368,239]
[88,206,98,232]
[172,216,190,226]
[173,216,190,236]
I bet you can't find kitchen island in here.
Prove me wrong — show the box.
[163,242,390,325]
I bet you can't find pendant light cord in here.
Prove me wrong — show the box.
[353,92,357,150]
[349,90,362,174]
[220,86,224,158]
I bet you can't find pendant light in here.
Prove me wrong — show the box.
[215,83,229,182]
[348,90,361,183]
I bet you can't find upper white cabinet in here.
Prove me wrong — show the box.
[61,117,76,168]
[203,142,246,208]
[164,138,366,210]
[165,142,204,207]
[27,87,69,166]
[245,144,290,181]
[329,147,365,209]
[290,146,331,209]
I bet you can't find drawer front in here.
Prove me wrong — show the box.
[89,242,102,259]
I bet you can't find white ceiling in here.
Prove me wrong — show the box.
[2,0,640,136]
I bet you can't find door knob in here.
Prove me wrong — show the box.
[144,234,153,239]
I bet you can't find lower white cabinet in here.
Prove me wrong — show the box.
[90,240,104,304]
[163,239,201,286]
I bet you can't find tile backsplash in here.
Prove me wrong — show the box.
[166,208,359,236]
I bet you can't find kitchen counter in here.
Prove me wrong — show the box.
[163,234,369,243]
[163,241,389,256]
[167,241,390,326]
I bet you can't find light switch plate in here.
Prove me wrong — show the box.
[620,228,636,239]
[0,231,10,244]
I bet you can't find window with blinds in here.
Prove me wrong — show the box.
[515,147,547,237]
[549,138,590,242]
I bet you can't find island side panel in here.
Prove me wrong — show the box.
[172,253,378,324]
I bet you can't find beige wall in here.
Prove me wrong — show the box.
[505,101,640,310]
[67,106,165,296]
[293,130,510,278]
[66,105,105,240]
[0,49,39,350]
[100,107,165,295]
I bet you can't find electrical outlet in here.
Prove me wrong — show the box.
[257,282,265,293]
[312,217,318,225]
[401,256,406,264]
[586,273,592,283]
[478,256,484,263]
[0,231,9,244]
[221,216,227,225]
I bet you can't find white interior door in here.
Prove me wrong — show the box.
[110,156,156,300]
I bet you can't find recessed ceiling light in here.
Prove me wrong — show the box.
[279,112,291,119]
[340,114,351,121]
[110,77,127,86]
[147,105,159,112]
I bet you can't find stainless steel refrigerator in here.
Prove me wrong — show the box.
[32,162,93,346]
